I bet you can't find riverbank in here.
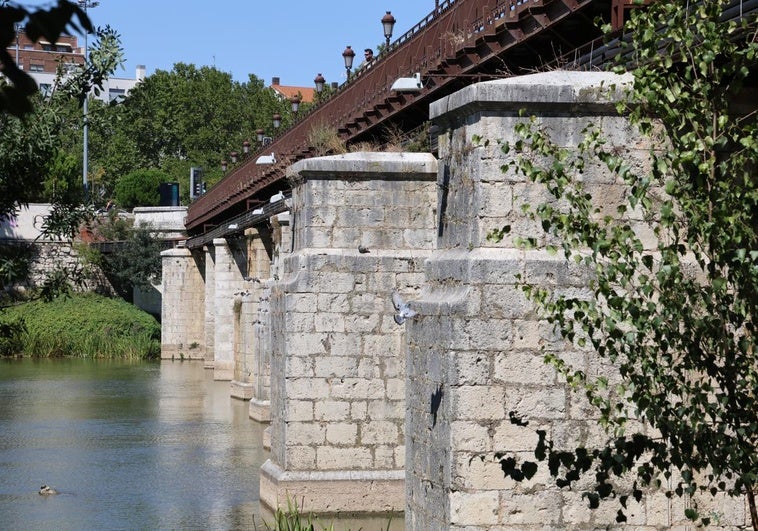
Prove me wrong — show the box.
[0,292,160,359]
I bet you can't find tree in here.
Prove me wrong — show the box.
[491,1,757,527]
[100,224,163,300]
[92,65,289,203]
[113,168,169,210]
[1,2,123,304]
[1,3,123,220]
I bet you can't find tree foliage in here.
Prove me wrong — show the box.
[113,168,168,209]
[490,1,757,527]
[91,65,290,203]
[100,224,163,298]
[1,2,123,304]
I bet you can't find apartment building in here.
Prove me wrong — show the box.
[7,30,144,101]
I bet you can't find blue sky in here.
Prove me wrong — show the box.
[22,1,436,88]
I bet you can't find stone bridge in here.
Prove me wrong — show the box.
[160,72,750,529]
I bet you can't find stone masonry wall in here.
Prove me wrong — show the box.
[203,245,216,368]
[259,152,438,514]
[249,216,288,423]
[161,246,205,359]
[232,226,273,401]
[405,71,748,529]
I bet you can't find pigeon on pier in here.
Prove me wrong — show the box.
[391,291,418,325]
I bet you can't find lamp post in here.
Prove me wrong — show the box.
[230,151,238,164]
[290,95,301,116]
[256,128,265,143]
[272,113,281,130]
[382,11,396,49]
[14,23,23,65]
[242,140,250,155]
[79,0,99,200]
[314,73,325,98]
[342,46,355,80]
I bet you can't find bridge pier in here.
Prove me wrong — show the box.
[405,71,642,530]
[160,246,205,360]
[209,238,234,379]
[401,71,749,530]
[203,245,215,369]
[248,215,290,422]
[259,152,437,515]
[231,226,274,401]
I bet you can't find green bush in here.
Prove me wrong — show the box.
[114,168,169,210]
[2,293,160,359]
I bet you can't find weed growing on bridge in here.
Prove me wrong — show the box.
[307,124,347,156]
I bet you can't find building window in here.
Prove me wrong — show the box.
[42,44,52,51]
[109,88,126,102]
[23,45,33,50]
[29,64,44,72]
[39,84,52,98]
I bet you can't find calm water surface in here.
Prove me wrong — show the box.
[0,358,269,531]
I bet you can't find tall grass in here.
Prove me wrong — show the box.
[256,498,334,531]
[255,497,394,531]
[2,293,160,359]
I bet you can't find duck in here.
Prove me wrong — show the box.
[38,485,58,495]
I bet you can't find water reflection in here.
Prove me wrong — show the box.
[0,359,268,530]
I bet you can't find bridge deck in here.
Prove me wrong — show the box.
[184,0,757,243]
[185,0,609,238]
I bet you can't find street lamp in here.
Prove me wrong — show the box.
[242,140,250,155]
[79,0,99,200]
[272,113,282,130]
[256,128,265,143]
[314,73,326,96]
[342,46,355,80]
[382,11,396,48]
[230,151,238,164]
[290,95,301,115]
[221,160,228,172]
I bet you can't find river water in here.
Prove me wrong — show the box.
[0,358,269,530]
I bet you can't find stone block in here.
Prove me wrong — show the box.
[313,356,358,378]
[287,400,314,422]
[325,422,358,445]
[287,422,326,445]
[505,385,567,420]
[450,490,500,526]
[452,385,507,420]
[498,490,562,525]
[314,400,350,421]
[287,378,329,399]
[316,446,373,470]
[450,421,492,452]
[361,420,400,445]
[330,378,385,400]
